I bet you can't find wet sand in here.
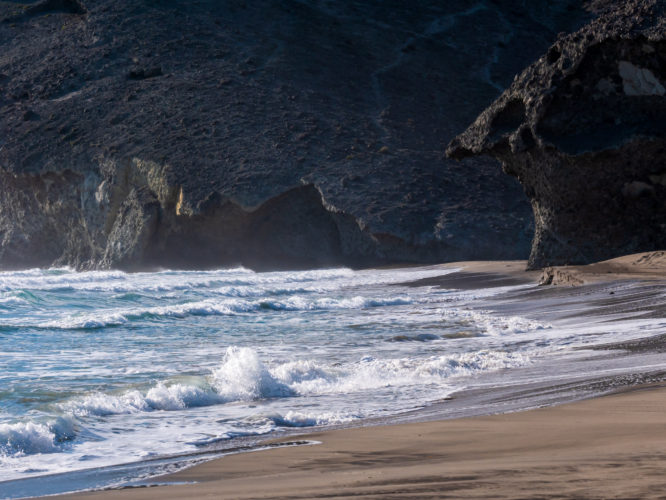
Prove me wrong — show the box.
[64,385,666,499]
[404,260,539,289]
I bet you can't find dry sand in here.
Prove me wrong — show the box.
[418,251,666,288]
[59,252,666,500]
[64,385,666,500]
[539,251,666,286]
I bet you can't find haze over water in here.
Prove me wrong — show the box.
[0,266,664,496]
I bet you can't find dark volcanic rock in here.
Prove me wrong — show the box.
[0,0,594,270]
[448,0,666,269]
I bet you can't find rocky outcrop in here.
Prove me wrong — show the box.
[0,160,381,270]
[447,0,666,269]
[0,0,597,270]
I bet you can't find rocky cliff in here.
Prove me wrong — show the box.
[1,0,595,270]
[448,0,666,269]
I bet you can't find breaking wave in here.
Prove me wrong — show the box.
[56,347,529,420]
[0,418,76,457]
[13,295,417,330]
[0,266,451,295]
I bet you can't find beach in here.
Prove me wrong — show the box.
[2,253,665,499]
[57,252,666,499]
[2,0,664,497]
[63,384,666,499]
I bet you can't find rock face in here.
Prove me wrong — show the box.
[448,0,666,269]
[0,0,594,270]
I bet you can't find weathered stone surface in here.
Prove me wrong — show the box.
[448,0,666,269]
[0,0,596,270]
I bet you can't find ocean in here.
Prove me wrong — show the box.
[1,266,664,498]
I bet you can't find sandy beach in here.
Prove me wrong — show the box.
[52,252,666,500]
[433,251,666,287]
[61,384,666,499]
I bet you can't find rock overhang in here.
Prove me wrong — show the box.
[447,0,666,269]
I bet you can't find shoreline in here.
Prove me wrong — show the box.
[6,252,665,499]
[62,383,666,499]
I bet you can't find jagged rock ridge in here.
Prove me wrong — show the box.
[448,0,666,269]
[0,0,596,270]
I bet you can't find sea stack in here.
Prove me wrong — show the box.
[447,0,666,269]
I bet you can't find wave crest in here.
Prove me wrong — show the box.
[0,417,76,457]
[212,347,294,400]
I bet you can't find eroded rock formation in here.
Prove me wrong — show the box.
[0,0,597,270]
[448,0,666,269]
[0,161,379,270]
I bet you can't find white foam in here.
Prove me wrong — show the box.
[0,267,252,294]
[0,264,453,295]
[0,418,75,457]
[211,347,294,400]
[63,383,228,417]
[60,349,297,418]
[0,295,30,307]
[209,347,529,402]
[272,350,530,396]
[54,345,529,425]
[21,293,419,330]
[269,410,360,427]
[440,307,551,336]
[64,390,149,416]
[144,383,223,411]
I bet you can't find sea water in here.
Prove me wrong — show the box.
[0,266,664,496]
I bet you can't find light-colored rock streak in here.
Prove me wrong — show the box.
[618,60,666,96]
